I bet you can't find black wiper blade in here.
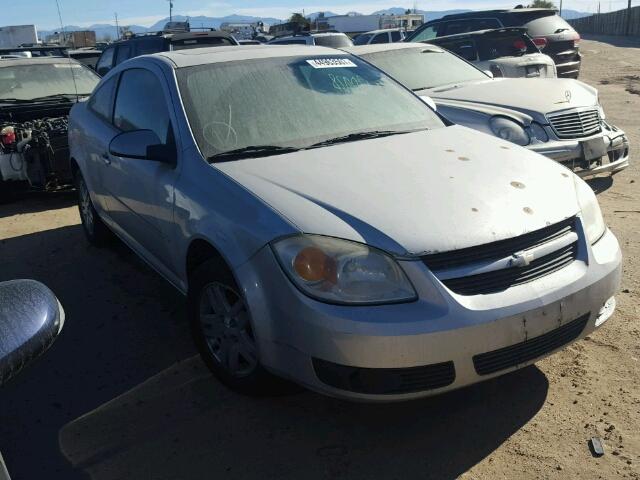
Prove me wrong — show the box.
[309,130,419,148]
[207,145,301,162]
[0,97,32,104]
[28,93,86,102]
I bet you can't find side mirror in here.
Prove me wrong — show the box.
[419,95,437,112]
[0,280,64,386]
[483,70,494,78]
[109,129,176,165]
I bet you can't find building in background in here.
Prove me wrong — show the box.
[0,25,38,48]
[45,30,97,48]
[321,13,424,36]
[220,22,270,40]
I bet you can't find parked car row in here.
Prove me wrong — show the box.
[65,43,622,401]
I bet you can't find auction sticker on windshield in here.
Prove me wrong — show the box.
[307,58,357,69]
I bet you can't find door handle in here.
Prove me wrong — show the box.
[101,153,111,165]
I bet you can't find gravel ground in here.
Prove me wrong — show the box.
[0,37,638,479]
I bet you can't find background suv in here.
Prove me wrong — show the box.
[406,8,581,78]
[95,30,238,76]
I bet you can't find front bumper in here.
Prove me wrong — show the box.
[528,124,630,178]
[236,228,622,402]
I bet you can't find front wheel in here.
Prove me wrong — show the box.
[76,171,112,246]
[188,258,297,396]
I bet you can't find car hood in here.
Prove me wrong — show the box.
[424,78,598,118]
[214,126,579,257]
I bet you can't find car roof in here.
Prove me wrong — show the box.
[0,56,81,67]
[112,30,234,45]
[430,27,527,41]
[362,28,403,34]
[440,8,556,20]
[343,42,444,56]
[155,44,349,68]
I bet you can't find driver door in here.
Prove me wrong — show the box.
[101,66,180,275]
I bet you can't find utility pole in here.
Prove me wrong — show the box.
[168,0,174,22]
[559,0,563,16]
[114,12,120,39]
[626,0,632,35]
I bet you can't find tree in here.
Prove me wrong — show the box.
[528,0,557,8]
[288,12,310,30]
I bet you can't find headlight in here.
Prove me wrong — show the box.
[271,235,417,305]
[489,116,530,146]
[574,176,606,244]
[529,122,549,142]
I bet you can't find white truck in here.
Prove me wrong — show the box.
[0,25,38,48]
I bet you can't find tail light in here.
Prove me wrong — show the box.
[490,64,503,78]
[532,36,548,49]
[0,126,15,146]
[513,39,526,51]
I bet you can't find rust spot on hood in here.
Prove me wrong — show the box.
[458,156,470,161]
[511,181,526,189]
[523,207,534,215]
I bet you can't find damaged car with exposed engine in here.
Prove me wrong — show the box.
[347,43,629,178]
[0,57,99,200]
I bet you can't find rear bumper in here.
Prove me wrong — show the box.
[528,125,630,178]
[236,229,622,402]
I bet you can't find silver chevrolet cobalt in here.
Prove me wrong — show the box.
[69,45,621,401]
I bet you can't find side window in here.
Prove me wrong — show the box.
[391,31,402,42]
[88,75,118,122]
[469,18,501,30]
[135,38,163,56]
[113,69,172,144]
[371,33,389,44]
[440,20,473,36]
[411,23,439,42]
[96,47,114,76]
[114,45,131,65]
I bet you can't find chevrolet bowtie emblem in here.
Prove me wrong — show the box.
[565,90,572,102]
[510,251,535,268]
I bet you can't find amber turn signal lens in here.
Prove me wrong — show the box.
[293,247,337,283]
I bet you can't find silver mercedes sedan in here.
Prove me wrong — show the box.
[68,45,621,401]
[347,43,629,178]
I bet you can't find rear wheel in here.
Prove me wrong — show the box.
[76,171,112,246]
[188,257,297,395]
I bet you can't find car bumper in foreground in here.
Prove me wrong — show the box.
[236,228,621,402]
[529,124,630,178]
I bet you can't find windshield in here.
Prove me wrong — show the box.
[353,34,374,45]
[177,55,443,160]
[360,47,488,91]
[0,62,99,100]
[313,35,354,48]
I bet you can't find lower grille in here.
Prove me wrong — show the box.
[441,242,578,296]
[473,313,590,376]
[312,358,456,395]
[548,108,602,139]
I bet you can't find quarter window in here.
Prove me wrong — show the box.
[113,69,172,144]
[371,33,389,44]
[88,75,118,122]
[96,47,114,76]
[115,45,131,65]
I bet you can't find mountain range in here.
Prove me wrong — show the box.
[38,8,591,40]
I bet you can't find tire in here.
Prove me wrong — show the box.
[76,171,112,246]
[188,257,297,396]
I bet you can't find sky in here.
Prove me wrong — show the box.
[11,0,629,30]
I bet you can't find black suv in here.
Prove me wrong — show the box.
[95,31,238,76]
[406,8,581,78]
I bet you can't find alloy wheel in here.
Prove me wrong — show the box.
[199,282,258,378]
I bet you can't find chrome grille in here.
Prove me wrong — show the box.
[547,108,602,139]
